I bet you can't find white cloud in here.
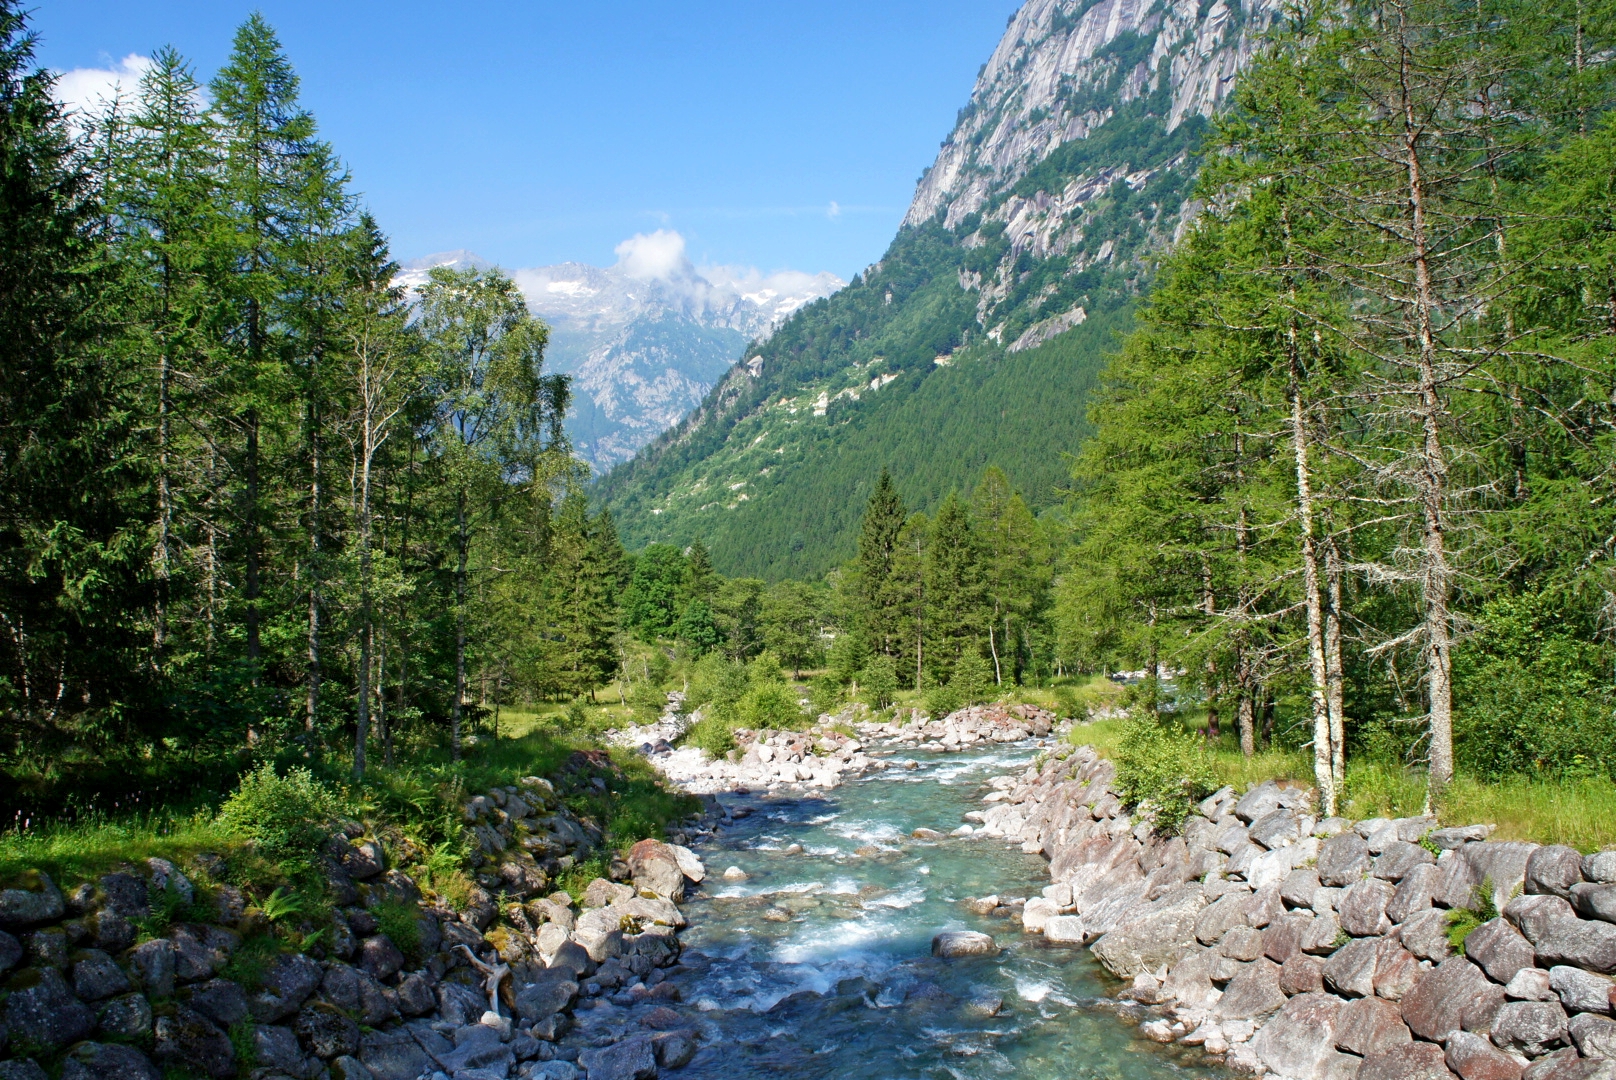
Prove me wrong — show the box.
[613,229,692,281]
[53,54,152,120]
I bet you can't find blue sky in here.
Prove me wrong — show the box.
[42,1,1023,280]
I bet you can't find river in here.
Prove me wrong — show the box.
[659,739,1228,1080]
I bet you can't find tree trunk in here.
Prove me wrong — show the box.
[1325,535,1346,790]
[453,489,468,762]
[988,620,1002,685]
[154,339,172,656]
[914,533,924,692]
[307,402,321,737]
[1292,348,1336,816]
[354,406,374,779]
[1398,20,1455,800]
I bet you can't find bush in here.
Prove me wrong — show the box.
[372,899,423,962]
[827,630,871,685]
[1113,714,1217,833]
[808,673,843,716]
[742,683,804,730]
[953,652,993,706]
[924,680,963,719]
[683,712,736,757]
[217,764,345,868]
[859,656,898,709]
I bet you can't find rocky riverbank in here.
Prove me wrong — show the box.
[0,758,723,1080]
[612,702,1060,797]
[972,741,1616,1080]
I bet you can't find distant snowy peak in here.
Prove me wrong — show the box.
[394,235,842,472]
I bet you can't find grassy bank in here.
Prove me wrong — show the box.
[0,699,698,887]
[1068,712,1616,853]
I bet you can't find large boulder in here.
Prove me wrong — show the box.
[71,948,132,1001]
[1335,995,1411,1057]
[1569,1013,1616,1059]
[182,978,249,1028]
[578,1034,657,1080]
[932,931,997,958]
[1318,832,1373,887]
[3,966,95,1049]
[1507,895,1576,945]
[512,970,578,1021]
[59,1042,161,1080]
[248,951,323,1022]
[1467,918,1538,985]
[0,872,64,930]
[1549,965,1614,1014]
[1091,883,1206,978]
[1216,957,1287,1020]
[1249,992,1352,1080]
[1323,937,1380,998]
[1402,957,1503,1042]
[627,840,686,900]
[153,1005,236,1078]
[1444,1030,1524,1080]
[96,992,154,1039]
[1491,1000,1569,1057]
[1339,878,1396,937]
[1437,843,1540,912]
[1373,937,1421,1001]
[1573,884,1616,925]
[1528,847,1586,900]
[358,1028,434,1080]
[1389,863,1442,923]
[1535,917,1616,973]
[1360,1042,1459,1080]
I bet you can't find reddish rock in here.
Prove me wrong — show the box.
[1263,914,1311,964]
[1445,1030,1524,1080]
[1215,957,1287,1021]
[1335,995,1412,1057]
[1249,992,1347,1079]
[1339,879,1396,937]
[1281,953,1326,996]
[1373,937,1420,1000]
[1324,937,1380,998]
[1360,1041,1459,1080]
[1466,918,1538,986]
[1402,957,1500,1042]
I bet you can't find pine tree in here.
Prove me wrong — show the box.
[924,493,985,683]
[854,468,907,657]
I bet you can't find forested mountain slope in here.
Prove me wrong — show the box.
[598,0,1281,578]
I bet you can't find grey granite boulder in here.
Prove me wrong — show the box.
[1466,918,1538,985]
[96,992,153,1039]
[1491,1000,1569,1057]
[1216,957,1287,1020]
[1324,936,1380,997]
[0,872,64,930]
[579,1034,657,1080]
[249,951,323,1021]
[1318,832,1373,887]
[1373,937,1420,1000]
[1375,842,1435,882]
[932,931,997,958]
[1195,891,1249,945]
[1569,1012,1616,1059]
[1445,1029,1523,1080]
[3,966,94,1049]
[1402,957,1502,1042]
[59,1042,161,1080]
[1550,965,1615,1014]
[1535,917,1616,974]
[1438,842,1540,912]
[71,948,132,1000]
[1528,847,1586,900]
[359,1028,434,1080]
[1507,895,1577,945]
[1249,992,1350,1080]
[1339,878,1395,937]
[1389,863,1442,923]
[1090,883,1205,978]
[1586,851,1616,885]
[153,1005,235,1078]
[1360,1041,1458,1080]
[1574,884,1616,925]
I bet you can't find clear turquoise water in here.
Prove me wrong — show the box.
[665,740,1227,1080]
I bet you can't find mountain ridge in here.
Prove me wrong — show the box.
[598,0,1282,578]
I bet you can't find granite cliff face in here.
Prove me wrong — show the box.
[599,0,1282,577]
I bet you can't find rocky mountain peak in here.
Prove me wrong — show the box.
[906,0,1278,230]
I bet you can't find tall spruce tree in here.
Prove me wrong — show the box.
[854,468,907,657]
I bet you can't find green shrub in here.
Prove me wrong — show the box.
[925,680,962,718]
[742,683,804,729]
[683,713,736,757]
[1113,713,1217,833]
[953,652,993,707]
[216,764,345,868]
[859,656,899,709]
[828,630,871,685]
[808,673,843,716]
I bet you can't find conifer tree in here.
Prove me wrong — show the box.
[923,493,985,683]
[854,468,907,657]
